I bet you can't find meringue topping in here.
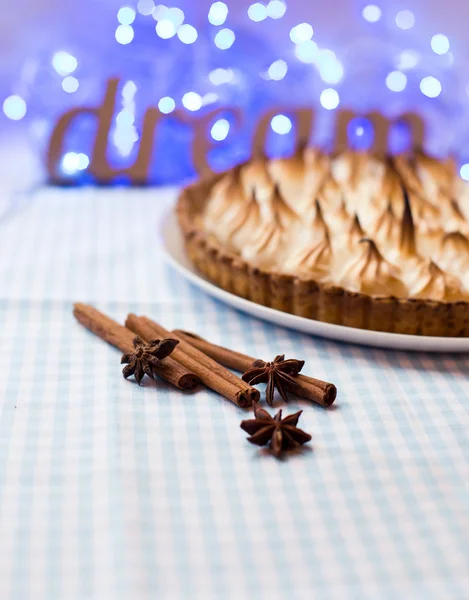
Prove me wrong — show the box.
[337,239,406,297]
[203,148,469,302]
[408,261,468,302]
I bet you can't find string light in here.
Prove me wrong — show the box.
[386,71,407,92]
[2,95,27,120]
[178,24,198,44]
[52,51,78,76]
[431,34,450,55]
[460,164,469,181]
[214,28,235,49]
[248,3,267,22]
[420,76,442,98]
[266,1,286,19]
[211,118,230,140]
[289,23,314,44]
[208,2,228,26]
[320,88,340,110]
[182,91,202,111]
[362,5,382,23]
[395,10,415,30]
[271,114,292,134]
[62,76,79,93]
[115,24,134,44]
[117,6,136,25]
[158,96,175,113]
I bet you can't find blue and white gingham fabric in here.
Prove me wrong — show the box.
[1,187,469,600]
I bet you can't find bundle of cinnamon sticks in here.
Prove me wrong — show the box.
[73,303,337,409]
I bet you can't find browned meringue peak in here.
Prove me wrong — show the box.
[345,213,365,249]
[336,238,406,297]
[399,187,417,258]
[391,154,423,196]
[283,231,332,279]
[204,166,248,232]
[268,147,330,212]
[433,231,469,274]
[323,195,352,234]
[227,191,261,245]
[371,202,399,247]
[407,261,468,302]
[285,199,329,261]
[379,162,405,215]
[415,149,456,197]
[240,155,274,201]
[241,217,284,268]
[440,198,469,234]
[260,184,298,227]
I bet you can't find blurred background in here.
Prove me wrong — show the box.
[0,0,469,189]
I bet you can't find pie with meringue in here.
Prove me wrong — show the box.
[177,149,469,336]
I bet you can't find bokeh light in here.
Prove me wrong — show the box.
[208,2,228,25]
[211,118,230,140]
[266,0,286,19]
[2,95,27,120]
[386,71,407,92]
[137,0,154,15]
[182,91,202,111]
[320,88,340,110]
[62,76,79,93]
[295,40,318,63]
[156,19,176,38]
[420,76,442,98]
[158,96,176,113]
[431,34,450,55]
[460,164,469,181]
[271,114,292,134]
[209,68,234,85]
[290,23,314,44]
[248,3,267,22]
[397,49,420,70]
[115,24,134,44]
[117,6,136,25]
[395,10,415,30]
[178,24,198,44]
[362,5,382,23]
[267,59,288,81]
[52,51,78,76]
[214,28,235,49]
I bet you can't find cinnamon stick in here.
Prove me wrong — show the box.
[73,303,199,390]
[125,314,260,408]
[173,330,337,407]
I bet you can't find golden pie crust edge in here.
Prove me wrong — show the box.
[176,172,469,337]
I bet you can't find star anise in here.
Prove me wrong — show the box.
[240,406,312,457]
[242,355,304,406]
[121,336,179,385]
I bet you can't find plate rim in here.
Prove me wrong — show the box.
[159,207,469,353]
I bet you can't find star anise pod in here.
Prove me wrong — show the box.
[121,336,179,385]
[242,355,304,406]
[240,406,312,457]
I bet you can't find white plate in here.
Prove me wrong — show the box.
[160,208,469,352]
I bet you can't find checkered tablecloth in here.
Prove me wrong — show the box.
[1,187,469,600]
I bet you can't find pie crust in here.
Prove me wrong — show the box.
[177,156,469,337]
